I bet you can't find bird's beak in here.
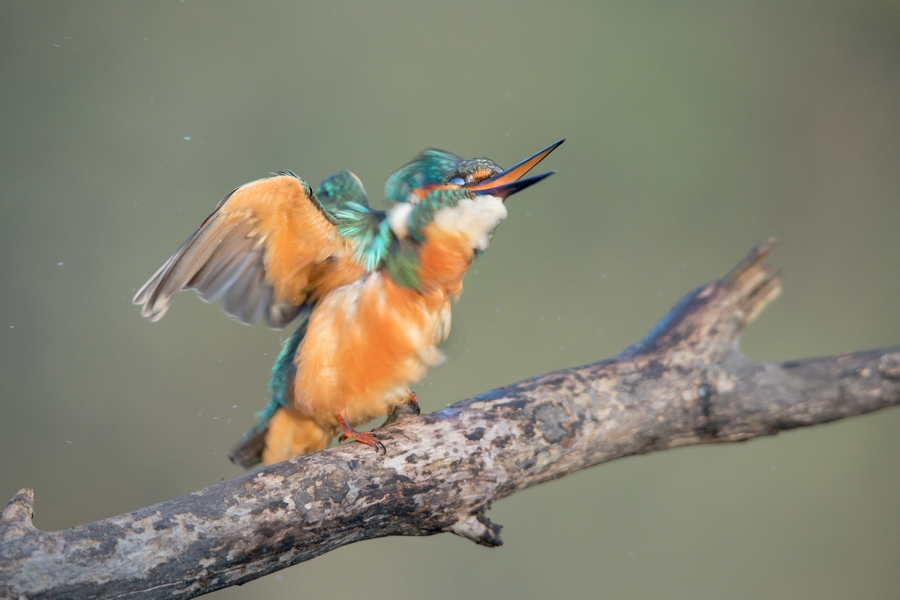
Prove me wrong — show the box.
[468,139,564,200]
[471,171,556,200]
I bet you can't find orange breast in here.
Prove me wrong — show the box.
[415,222,477,297]
[294,272,450,428]
[291,220,479,429]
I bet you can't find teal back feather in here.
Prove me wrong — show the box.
[316,171,370,211]
[228,320,307,467]
[333,203,392,272]
[314,171,393,272]
[383,240,421,290]
[256,319,308,423]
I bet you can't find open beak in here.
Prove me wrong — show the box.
[471,171,556,200]
[469,138,564,200]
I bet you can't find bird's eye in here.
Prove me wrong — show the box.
[449,177,465,186]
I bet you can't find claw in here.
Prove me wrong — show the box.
[336,413,386,454]
[407,389,421,415]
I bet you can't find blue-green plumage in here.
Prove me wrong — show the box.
[267,321,308,413]
[383,149,502,204]
[383,239,422,291]
[334,188,473,292]
[228,320,308,466]
[334,205,392,273]
[314,170,395,273]
[316,170,370,211]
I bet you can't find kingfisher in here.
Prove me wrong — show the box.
[134,139,563,467]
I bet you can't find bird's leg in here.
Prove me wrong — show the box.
[336,413,386,454]
[406,389,420,415]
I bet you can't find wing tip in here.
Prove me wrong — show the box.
[134,285,173,322]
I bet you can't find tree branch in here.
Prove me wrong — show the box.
[2,238,899,599]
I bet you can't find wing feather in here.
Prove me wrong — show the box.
[187,225,260,304]
[221,248,269,324]
[134,174,360,328]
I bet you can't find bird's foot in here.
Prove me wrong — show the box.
[336,413,386,454]
[406,389,420,415]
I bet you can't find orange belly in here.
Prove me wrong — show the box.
[293,272,451,429]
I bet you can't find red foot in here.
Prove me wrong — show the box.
[336,413,386,454]
[406,389,421,415]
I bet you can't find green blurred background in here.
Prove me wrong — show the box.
[2,2,899,598]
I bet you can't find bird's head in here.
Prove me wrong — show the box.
[384,139,564,245]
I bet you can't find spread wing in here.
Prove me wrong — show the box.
[134,172,364,328]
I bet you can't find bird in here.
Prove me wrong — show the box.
[134,139,563,466]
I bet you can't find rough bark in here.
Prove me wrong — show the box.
[2,238,899,599]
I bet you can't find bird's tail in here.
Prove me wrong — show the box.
[228,418,269,468]
[229,406,333,467]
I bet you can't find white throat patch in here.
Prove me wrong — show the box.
[432,196,508,251]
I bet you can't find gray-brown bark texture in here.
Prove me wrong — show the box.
[2,239,899,599]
